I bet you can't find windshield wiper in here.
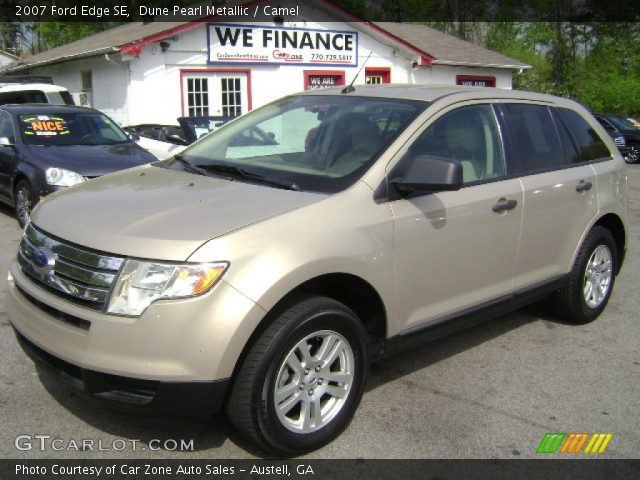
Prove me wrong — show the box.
[193,163,302,191]
[173,154,210,176]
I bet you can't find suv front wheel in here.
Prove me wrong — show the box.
[14,180,35,228]
[552,226,617,324]
[227,296,368,455]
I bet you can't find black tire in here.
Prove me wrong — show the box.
[227,296,368,456]
[625,143,639,164]
[552,226,617,324]
[14,180,36,228]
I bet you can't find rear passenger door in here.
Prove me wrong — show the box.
[500,103,601,289]
[390,103,524,332]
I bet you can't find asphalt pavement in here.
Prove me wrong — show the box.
[0,165,638,459]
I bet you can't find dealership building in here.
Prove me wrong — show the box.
[2,1,530,126]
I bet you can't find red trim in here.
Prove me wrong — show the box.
[119,0,266,55]
[455,75,496,87]
[365,67,391,83]
[303,70,345,90]
[179,68,253,116]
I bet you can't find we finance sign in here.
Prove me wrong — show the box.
[207,24,358,67]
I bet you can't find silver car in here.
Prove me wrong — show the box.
[6,86,628,455]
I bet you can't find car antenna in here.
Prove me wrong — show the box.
[341,52,372,94]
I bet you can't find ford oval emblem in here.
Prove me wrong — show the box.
[32,247,56,272]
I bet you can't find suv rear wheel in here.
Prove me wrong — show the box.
[227,296,368,455]
[552,226,617,324]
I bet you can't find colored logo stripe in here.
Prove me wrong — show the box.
[537,433,613,454]
[537,433,566,453]
[584,433,613,454]
[560,433,589,453]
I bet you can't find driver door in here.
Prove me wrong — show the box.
[389,103,523,333]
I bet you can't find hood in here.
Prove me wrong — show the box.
[23,142,156,177]
[31,164,326,261]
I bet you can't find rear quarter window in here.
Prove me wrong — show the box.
[0,90,48,104]
[554,108,611,161]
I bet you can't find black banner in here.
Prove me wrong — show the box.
[1,0,639,22]
[3,459,640,480]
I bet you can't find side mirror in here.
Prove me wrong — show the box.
[391,155,463,195]
[127,131,141,141]
[166,134,187,145]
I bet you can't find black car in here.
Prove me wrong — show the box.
[0,104,157,226]
[593,113,640,163]
[125,115,233,145]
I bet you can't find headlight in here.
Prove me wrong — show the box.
[45,167,86,187]
[107,260,228,316]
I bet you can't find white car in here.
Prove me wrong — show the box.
[0,82,74,106]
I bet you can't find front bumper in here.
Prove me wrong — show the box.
[6,258,266,411]
[15,329,229,415]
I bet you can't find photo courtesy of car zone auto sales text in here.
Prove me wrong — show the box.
[0,0,639,479]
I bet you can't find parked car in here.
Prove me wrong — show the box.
[0,81,74,106]
[604,130,629,159]
[125,116,232,159]
[593,113,640,163]
[7,86,627,455]
[0,104,157,226]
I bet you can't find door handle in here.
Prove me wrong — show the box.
[576,180,593,192]
[492,198,518,213]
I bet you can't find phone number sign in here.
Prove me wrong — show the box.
[208,24,358,67]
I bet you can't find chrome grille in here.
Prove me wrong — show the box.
[614,136,625,147]
[17,223,124,311]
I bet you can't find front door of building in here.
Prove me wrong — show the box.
[182,72,248,118]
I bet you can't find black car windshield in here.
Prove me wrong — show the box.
[19,112,130,146]
[169,95,426,193]
[605,115,636,131]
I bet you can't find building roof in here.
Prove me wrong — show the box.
[374,23,530,69]
[1,22,188,71]
[2,6,530,72]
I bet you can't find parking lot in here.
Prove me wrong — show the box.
[0,164,638,460]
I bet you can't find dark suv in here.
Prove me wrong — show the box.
[594,113,640,163]
[0,104,157,226]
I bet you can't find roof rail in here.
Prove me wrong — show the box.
[0,75,54,85]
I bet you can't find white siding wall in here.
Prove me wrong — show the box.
[28,56,130,125]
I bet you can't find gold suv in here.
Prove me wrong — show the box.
[6,86,628,455]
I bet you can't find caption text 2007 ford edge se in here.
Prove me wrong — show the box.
[6,86,628,455]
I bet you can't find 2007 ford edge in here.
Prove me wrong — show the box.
[6,86,628,455]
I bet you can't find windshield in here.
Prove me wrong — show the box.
[20,112,130,146]
[606,115,635,131]
[168,95,426,193]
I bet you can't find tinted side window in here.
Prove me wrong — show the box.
[555,108,611,161]
[410,104,506,184]
[0,90,48,104]
[502,103,565,174]
[0,91,29,104]
[25,90,48,103]
[60,91,75,105]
